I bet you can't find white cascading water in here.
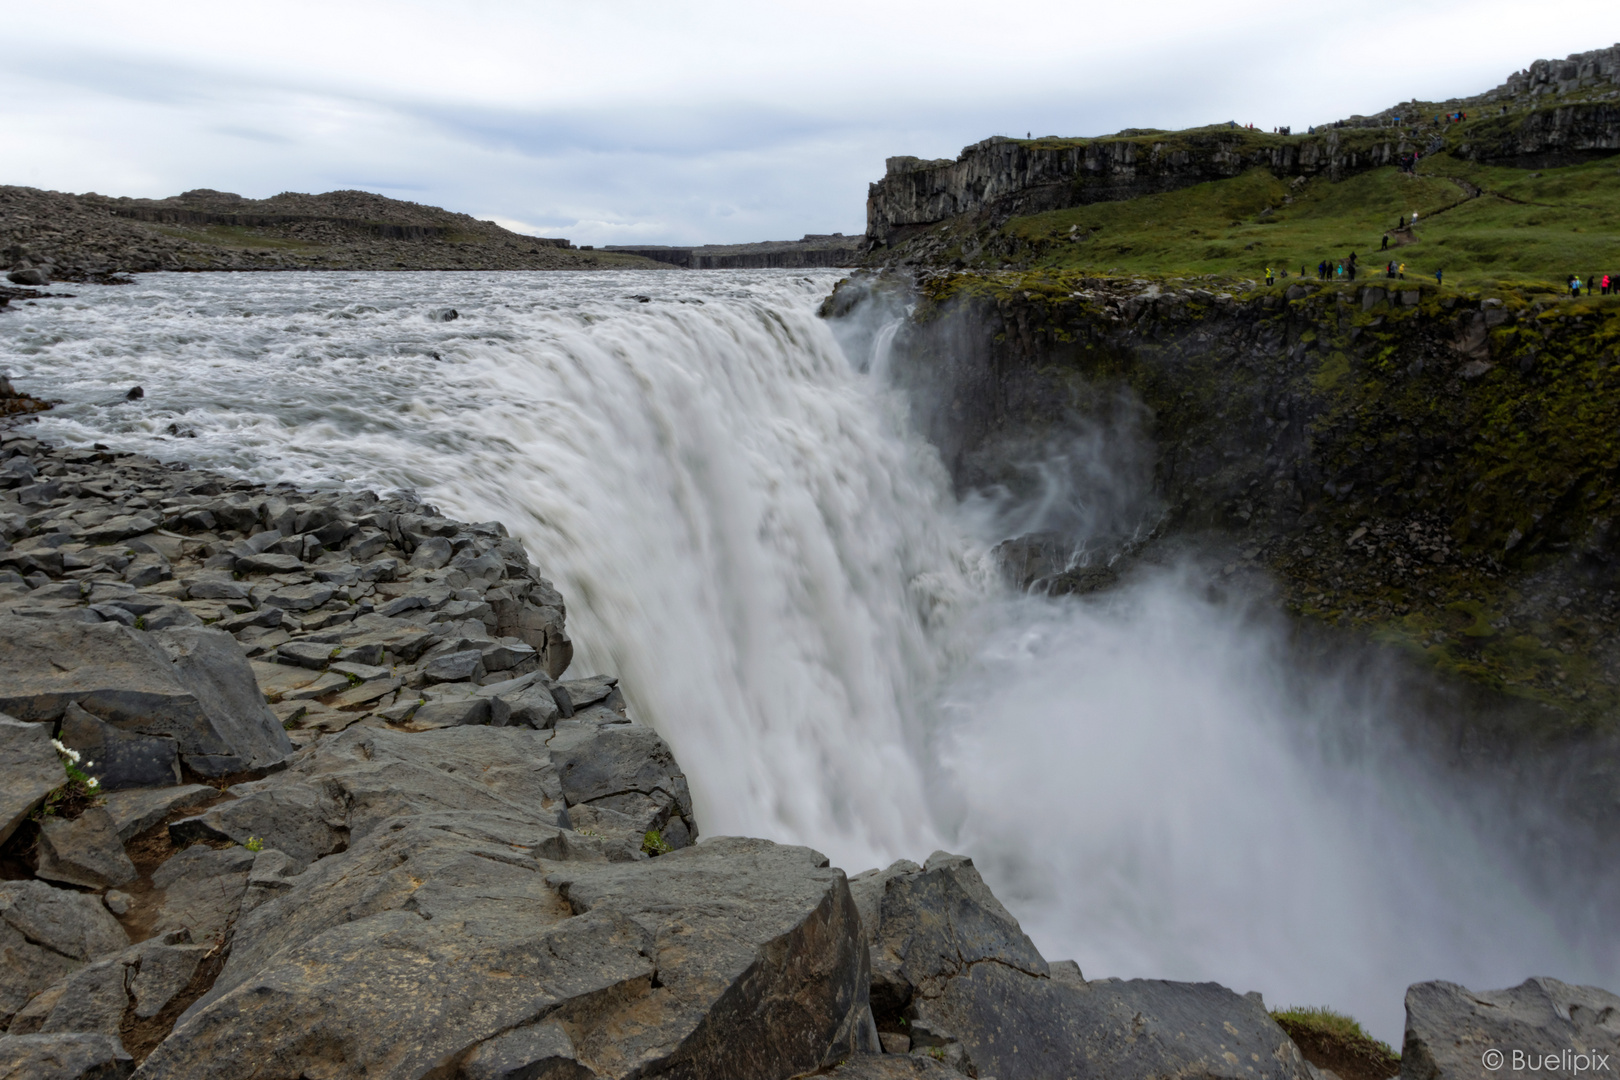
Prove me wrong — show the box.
[2,269,1613,1041]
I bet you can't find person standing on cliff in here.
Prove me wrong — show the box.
[1266,267,1275,286]
[1382,234,1389,251]
[1347,252,1358,282]
[1435,268,1444,287]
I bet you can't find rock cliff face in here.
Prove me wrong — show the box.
[866,131,1384,246]
[866,45,1620,247]
[825,270,1620,829]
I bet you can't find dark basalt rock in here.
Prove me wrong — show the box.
[1401,978,1620,1080]
[141,829,875,1080]
[0,712,64,844]
[852,853,1314,1080]
[0,617,292,777]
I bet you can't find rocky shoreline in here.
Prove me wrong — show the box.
[1,389,1616,1079]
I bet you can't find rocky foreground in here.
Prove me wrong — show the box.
[0,395,1616,1079]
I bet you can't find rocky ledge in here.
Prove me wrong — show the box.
[0,409,1615,1079]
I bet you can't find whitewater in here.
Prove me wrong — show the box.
[2,269,1611,1041]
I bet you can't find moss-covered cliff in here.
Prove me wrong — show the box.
[833,269,1620,735]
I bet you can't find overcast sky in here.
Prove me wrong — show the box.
[4,3,1618,245]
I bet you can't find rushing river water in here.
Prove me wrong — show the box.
[2,269,1612,1041]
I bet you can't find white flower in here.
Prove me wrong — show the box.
[85,777,100,789]
[49,739,82,764]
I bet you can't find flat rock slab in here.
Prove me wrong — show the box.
[169,725,571,863]
[930,970,1313,1080]
[1402,977,1620,1079]
[143,825,872,1080]
[0,713,63,844]
[150,844,257,944]
[101,785,217,842]
[0,616,291,776]
[235,553,303,575]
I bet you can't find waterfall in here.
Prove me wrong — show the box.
[3,269,1613,1042]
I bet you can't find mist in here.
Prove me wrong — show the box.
[830,280,1620,1043]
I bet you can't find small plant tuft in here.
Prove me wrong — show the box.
[641,829,673,856]
[1272,1006,1399,1080]
[244,836,265,853]
[34,739,104,820]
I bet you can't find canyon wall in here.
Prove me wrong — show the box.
[867,45,1620,246]
[827,270,1620,825]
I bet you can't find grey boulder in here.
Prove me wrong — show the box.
[850,851,1048,1021]
[407,535,453,569]
[1402,977,1620,1079]
[58,702,181,790]
[35,808,138,889]
[152,626,293,774]
[853,853,1314,1080]
[0,880,128,1028]
[0,616,291,776]
[549,717,694,844]
[142,826,874,1080]
[0,712,63,844]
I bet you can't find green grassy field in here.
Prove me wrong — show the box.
[993,150,1620,291]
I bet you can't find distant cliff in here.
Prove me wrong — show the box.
[0,186,659,280]
[603,234,864,270]
[866,44,1620,248]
